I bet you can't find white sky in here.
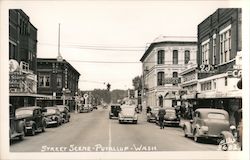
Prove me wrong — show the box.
[1,0,243,90]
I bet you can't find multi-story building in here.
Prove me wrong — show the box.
[196,8,242,125]
[37,58,80,110]
[140,38,197,108]
[9,9,51,107]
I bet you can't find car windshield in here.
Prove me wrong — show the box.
[207,113,225,119]
[16,109,33,116]
[46,108,57,114]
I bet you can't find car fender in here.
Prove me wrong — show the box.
[183,122,192,135]
[16,120,26,133]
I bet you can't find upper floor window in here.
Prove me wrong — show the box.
[157,50,165,64]
[184,50,190,64]
[173,50,178,64]
[201,40,209,64]
[39,75,50,87]
[57,75,62,88]
[9,42,17,60]
[157,72,164,86]
[201,81,212,91]
[220,26,231,64]
[212,34,216,65]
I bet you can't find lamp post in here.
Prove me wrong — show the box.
[75,92,78,113]
[62,88,65,105]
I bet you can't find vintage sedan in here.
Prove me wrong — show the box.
[15,106,47,136]
[9,104,26,140]
[146,106,159,122]
[163,107,180,126]
[109,104,121,119]
[118,105,138,124]
[44,107,63,127]
[56,105,70,123]
[183,108,231,143]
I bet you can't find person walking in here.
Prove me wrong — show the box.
[158,106,166,129]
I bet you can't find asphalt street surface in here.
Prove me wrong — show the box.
[10,106,218,152]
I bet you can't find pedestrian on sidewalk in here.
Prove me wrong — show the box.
[158,106,166,129]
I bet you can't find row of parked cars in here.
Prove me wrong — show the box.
[147,106,242,150]
[9,104,70,141]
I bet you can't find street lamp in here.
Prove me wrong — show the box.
[62,88,65,105]
[75,92,78,113]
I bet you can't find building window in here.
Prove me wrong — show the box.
[159,95,163,107]
[173,72,178,86]
[173,50,178,64]
[9,42,17,59]
[157,72,164,86]
[157,50,165,64]
[184,50,190,64]
[201,40,209,64]
[213,80,216,90]
[220,27,231,64]
[57,75,62,88]
[201,81,212,91]
[212,35,216,65]
[39,75,50,87]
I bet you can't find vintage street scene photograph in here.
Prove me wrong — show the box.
[1,0,248,159]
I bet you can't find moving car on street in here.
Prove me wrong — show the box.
[9,104,26,140]
[164,107,180,126]
[56,105,71,123]
[109,104,121,119]
[44,107,63,127]
[147,106,159,122]
[15,106,47,136]
[118,105,138,124]
[183,108,231,143]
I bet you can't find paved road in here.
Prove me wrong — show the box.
[10,106,218,152]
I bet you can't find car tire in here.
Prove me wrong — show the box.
[134,120,138,124]
[119,120,122,124]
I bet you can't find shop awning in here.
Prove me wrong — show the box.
[9,93,52,99]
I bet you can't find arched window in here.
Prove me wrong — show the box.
[157,50,165,64]
[157,72,164,86]
[185,50,190,64]
[173,50,178,64]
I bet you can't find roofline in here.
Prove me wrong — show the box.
[37,58,81,76]
[140,41,197,62]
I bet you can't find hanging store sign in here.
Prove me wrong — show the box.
[164,77,181,84]
[9,72,25,88]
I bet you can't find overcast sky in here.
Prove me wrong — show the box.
[2,0,243,90]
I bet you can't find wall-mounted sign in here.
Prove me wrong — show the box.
[9,72,25,88]
[227,70,242,78]
[164,77,181,84]
[198,64,216,73]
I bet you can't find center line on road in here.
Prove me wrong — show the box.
[108,119,112,149]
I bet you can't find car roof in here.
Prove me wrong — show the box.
[195,108,228,115]
[16,106,41,110]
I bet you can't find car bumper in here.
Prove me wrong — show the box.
[119,117,137,122]
[164,120,180,124]
[46,121,58,125]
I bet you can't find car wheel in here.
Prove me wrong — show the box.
[119,120,122,124]
[134,120,138,124]
[194,130,201,143]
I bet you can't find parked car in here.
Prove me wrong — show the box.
[183,108,231,143]
[9,104,26,140]
[163,107,180,126]
[147,106,159,122]
[56,105,70,123]
[109,104,121,119]
[44,107,63,127]
[118,105,138,124]
[79,104,90,113]
[15,106,47,136]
